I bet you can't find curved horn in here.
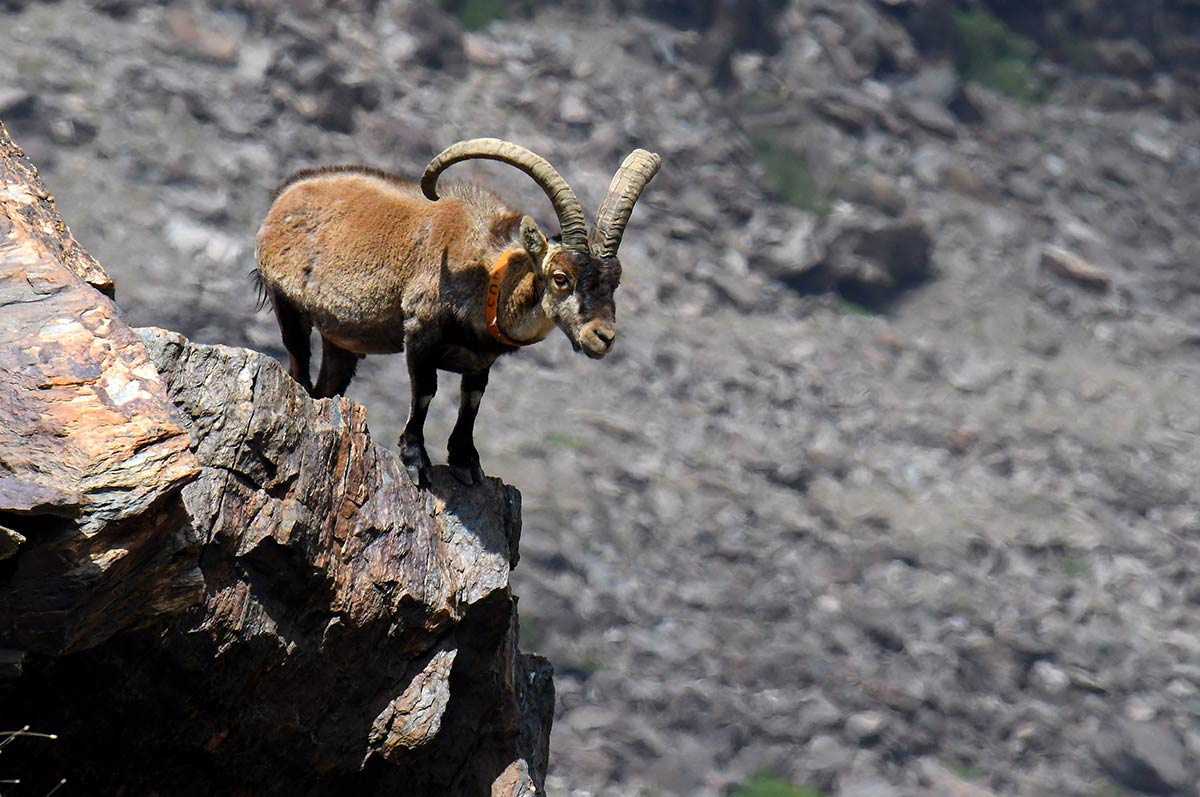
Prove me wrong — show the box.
[422,138,589,251]
[590,149,661,260]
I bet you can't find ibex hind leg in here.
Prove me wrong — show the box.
[313,336,360,398]
[270,290,314,394]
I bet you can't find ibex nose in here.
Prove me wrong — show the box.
[579,320,616,359]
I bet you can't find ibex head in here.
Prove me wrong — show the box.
[422,139,660,359]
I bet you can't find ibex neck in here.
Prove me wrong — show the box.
[488,247,552,347]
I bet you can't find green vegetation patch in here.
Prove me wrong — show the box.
[1060,553,1090,578]
[838,298,877,317]
[543,431,583,450]
[751,136,831,218]
[729,772,824,797]
[742,90,789,114]
[943,757,984,782]
[442,0,507,30]
[953,6,1045,103]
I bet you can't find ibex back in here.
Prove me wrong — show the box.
[254,138,660,485]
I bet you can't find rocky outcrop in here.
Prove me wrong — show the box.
[770,212,934,308]
[9,0,1200,794]
[0,122,551,795]
[0,124,199,658]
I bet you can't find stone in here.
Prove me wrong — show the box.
[1131,129,1176,163]
[0,477,86,517]
[873,12,919,73]
[1,123,199,655]
[492,759,538,797]
[1039,245,1112,292]
[826,215,934,306]
[773,210,933,305]
[846,711,888,742]
[0,123,113,295]
[916,758,998,797]
[838,774,905,797]
[389,0,465,71]
[842,173,908,216]
[286,63,378,133]
[801,695,844,730]
[902,63,961,105]
[903,97,959,136]
[1094,39,1156,79]
[90,0,137,16]
[560,93,590,125]
[162,7,241,66]
[816,88,889,133]
[368,640,458,759]
[47,115,98,146]
[809,734,854,771]
[0,525,24,561]
[1094,721,1190,796]
[0,88,36,119]
[942,160,989,198]
[1030,660,1071,696]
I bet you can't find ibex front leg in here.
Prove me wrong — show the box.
[447,369,490,485]
[400,349,437,487]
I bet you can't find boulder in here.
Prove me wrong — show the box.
[776,211,934,308]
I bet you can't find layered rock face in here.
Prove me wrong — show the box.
[0,122,551,796]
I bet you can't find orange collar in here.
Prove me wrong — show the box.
[485,250,525,348]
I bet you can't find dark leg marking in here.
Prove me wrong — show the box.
[313,335,359,398]
[271,291,313,394]
[400,351,438,487]
[447,369,490,485]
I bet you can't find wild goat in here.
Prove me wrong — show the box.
[255,138,660,485]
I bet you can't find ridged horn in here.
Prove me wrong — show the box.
[590,149,661,260]
[422,138,589,251]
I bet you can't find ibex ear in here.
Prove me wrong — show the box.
[520,216,548,269]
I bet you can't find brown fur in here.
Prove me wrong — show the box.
[260,170,528,354]
[270,164,412,200]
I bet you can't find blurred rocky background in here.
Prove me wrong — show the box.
[2,0,1200,795]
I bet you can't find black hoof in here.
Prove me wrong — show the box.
[449,463,484,486]
[405,461,431,488]
[400,443,432,488]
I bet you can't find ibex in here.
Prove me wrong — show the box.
[255,138,660,485]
